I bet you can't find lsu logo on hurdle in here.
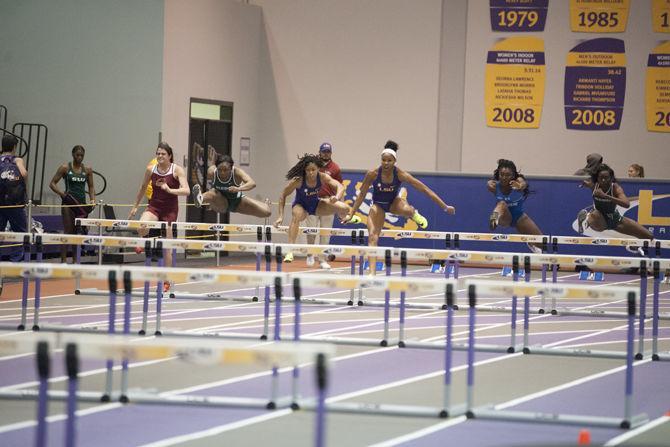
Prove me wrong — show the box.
[22,266,53,278]
[203,242,225,250]
[188,272,217,282]
[112,220,130,228]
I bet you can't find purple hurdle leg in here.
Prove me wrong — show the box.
[635,261,648,360]
[102,271,117,402]
[64,343,79,447]
[18,236,31,330]
[315,353,328,447]
[398,251,407,347]
[35,341,50,447]
[441,284,455,416]
[120,271,132,403]
[381,249,392,347]
[154,241,164,336]
[139,240,152,335]
[31,236,43,331]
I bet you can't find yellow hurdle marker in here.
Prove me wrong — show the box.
[75,218,168,230]
[465,279,637,302]
[395,246,670,270]
[170,222,262,233]
[0,231,29,243]
[455,232,545,243]
[5,231,668,271]
[0,331,333,367]
[0,263,281,288]
[158,239,268,254]
[294,272,456,294]
[37,233,147,249]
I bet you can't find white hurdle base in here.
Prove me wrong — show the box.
[552,309,670,321]
[468,406,648,429]
[77,289,262,302]
[122,392,286,410]
[300,400,468,419]
[0,389,105,403]
[524,346,629,360]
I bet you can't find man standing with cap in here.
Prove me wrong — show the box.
[305,142,343,269]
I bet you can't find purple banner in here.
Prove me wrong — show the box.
[486,51,546,65]
[648,53,670,67]
[564,38,626,131]
[490,0,549,32]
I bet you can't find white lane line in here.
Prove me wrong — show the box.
[371,358,653,447]
[136,295,655,446]
[604,413,670,446]
[0,266,662,443]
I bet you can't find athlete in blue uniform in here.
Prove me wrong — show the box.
[487,159,543,252]
[577,164,652,242]
[275,154,359,264]
[343,140,455,273]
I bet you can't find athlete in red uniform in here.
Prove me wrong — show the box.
[129,142,190,289]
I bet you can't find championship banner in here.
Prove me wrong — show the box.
[646,41,670,132]
[490,0,548,32]
[564,38,626,130]
[336,170,669,255]
[485,37,545,128]
[569,0,630,33]
[652,0,670,33]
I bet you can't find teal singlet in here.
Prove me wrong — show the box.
[213,167,244,212]
[65,163,87,203]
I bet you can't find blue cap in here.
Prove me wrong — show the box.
[319,142,333,152]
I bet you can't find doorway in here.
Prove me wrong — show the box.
[187,99,233,227]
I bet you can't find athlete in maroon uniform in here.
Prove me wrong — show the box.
[129,142,190,288]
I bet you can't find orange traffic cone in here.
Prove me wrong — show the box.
[577,429,591,445]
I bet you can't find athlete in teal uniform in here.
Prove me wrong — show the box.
[49,145,96,262]
[192,154,271,218]
[577,164,653,243]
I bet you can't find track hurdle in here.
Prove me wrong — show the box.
[0,331,334,447]
[293,272,466,418]
[463,280,647,429]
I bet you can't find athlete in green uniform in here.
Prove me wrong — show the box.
[192,154,271,218]
[577,164,653,245]
[49,145,96,262]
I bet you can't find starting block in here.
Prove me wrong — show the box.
[501,266,525,278]
[431,262,455,275]
[363,260,385,272]
[579,271,605,281]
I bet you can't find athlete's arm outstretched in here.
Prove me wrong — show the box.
[397,168,455,214]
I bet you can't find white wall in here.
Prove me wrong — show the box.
[460,0,669,178]
[0,0,164,206]
[251,0,443,202]
[161,0,263,223]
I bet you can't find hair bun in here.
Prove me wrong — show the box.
[384,140,399,152]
